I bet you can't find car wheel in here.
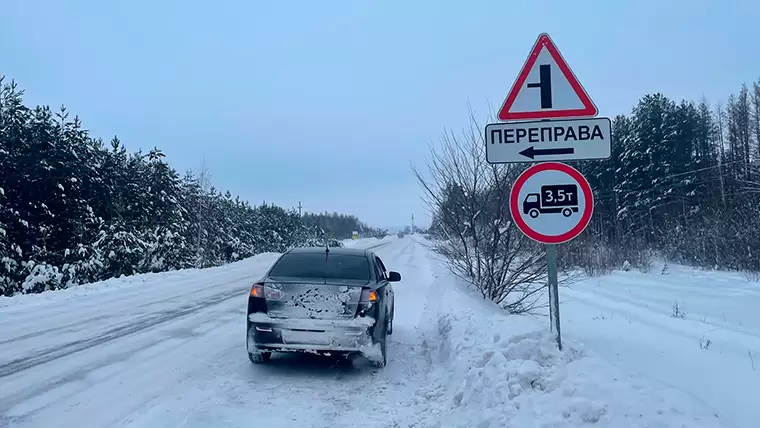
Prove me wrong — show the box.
[248,351,271,364]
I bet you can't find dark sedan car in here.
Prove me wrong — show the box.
[246,246,400,367]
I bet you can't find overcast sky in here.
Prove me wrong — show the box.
[2,0,758,229]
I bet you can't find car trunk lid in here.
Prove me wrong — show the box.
[264,278,368,320]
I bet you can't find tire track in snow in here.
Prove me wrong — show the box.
[0,272,251,347]
[563,286,760,353]
[1,239,438,428]
[0,307,249,428]
[0,262,265,335]
[208,238,435,428]
[109,238,432,428]
[0,277,255,378]
[564,281,760,341]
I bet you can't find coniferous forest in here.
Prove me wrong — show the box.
[4,75,760,297]
[426,78,760,277]
[0,77,362,296]
[568,80,760,274]
[301,212,388,240]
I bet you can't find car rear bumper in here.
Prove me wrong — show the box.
[247,314,375,354]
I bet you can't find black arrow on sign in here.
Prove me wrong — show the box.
[518,146,575,159]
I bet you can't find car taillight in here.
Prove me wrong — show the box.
[250,283,284,301]
[359,288,378,303]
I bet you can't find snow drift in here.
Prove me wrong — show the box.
[409,248,729,428]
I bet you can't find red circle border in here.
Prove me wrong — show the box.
[509,162,594,244]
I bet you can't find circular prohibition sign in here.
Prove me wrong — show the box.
[509,161,594,244]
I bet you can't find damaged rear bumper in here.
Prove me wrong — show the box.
[247,313,376,354]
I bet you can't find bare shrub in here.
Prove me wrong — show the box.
[557,229,654,277]
[699,336,712,350]
[559,237,617,277]
[412,109,550,313]
[637,249,655,273]
[744,270,760,282]
[671,301,686,319]
[618,239,655,273]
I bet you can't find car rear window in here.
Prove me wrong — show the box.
[268,253,371,281]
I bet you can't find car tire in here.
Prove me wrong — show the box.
[248,351,271,364]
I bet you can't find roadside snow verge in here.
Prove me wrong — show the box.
[411,249,729,428]
[421,311,726,427]
[0,252,281,309]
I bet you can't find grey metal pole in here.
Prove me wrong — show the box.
[546,243,562,351]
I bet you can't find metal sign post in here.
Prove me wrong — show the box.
[485,33,611,349]
[508,162,592,349]
[488,32,609,350]
[546,243,561,350]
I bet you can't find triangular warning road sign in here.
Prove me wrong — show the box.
[497,33,598,121]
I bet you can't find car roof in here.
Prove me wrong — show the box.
[286,246,370,257]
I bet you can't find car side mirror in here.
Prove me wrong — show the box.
[388,271,401,282]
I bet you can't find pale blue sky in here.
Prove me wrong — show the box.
[2,0,758,229]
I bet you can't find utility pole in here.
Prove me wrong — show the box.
[411,213,415,234]
[297,201,303,216]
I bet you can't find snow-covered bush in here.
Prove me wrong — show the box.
[20,261,63,294]
[413,112,547,313]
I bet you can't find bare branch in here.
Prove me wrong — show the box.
[412,111,546,313]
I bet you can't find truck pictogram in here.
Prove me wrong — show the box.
[523,184,579,218]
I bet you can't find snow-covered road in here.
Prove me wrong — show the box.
[0,238,439,428]
[0,238,738,428]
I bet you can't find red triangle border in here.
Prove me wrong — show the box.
[497,33,598,121]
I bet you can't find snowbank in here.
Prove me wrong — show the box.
[0,236,395,309]
[0,252,281,310]
[412,248,729,428]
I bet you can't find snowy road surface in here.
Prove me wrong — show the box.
[0,237,735,427]
[0,238,437,428]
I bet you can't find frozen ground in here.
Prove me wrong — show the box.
[0,237,742,427]
[562,263,760,428]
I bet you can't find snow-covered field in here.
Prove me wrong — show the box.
[0,236,749,427]
[562,264,760,428]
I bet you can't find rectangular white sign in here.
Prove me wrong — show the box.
[485,117,612,163]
